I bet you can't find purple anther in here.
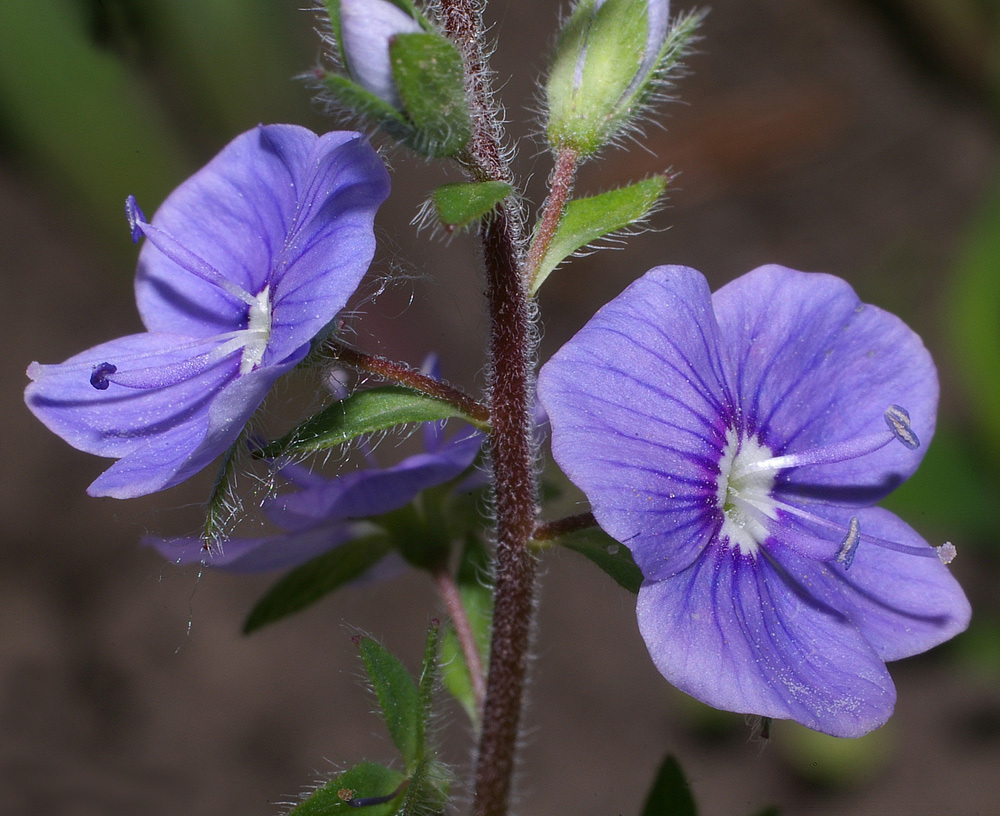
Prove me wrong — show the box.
[90,362,117,390]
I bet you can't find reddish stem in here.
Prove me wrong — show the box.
[327,341,490,426]
[532,511,597,543]
[439,2,539,815]
[434,568,486,717]
[524,146,579,290]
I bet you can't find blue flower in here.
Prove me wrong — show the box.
[538,264,971,737]
[149,420,484,573]
[25,125,390,499]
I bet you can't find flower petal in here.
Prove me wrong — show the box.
[637,543,896,737]
[135,125,389,358]
[269,428,484,526]
[539,266,734,580]
[769,506,971,661]
[25,332,296,498]
[712,265,938,503]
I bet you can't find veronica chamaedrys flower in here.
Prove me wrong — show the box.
[538,264,971,737]
[25,124,390,500]
[150,420,484,573]
[339,0,423,109]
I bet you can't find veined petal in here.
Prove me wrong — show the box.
[150,522,356,573]
[269,428,484,526]
[637,544,896,737]
[25,332,241,459]
[768,506,971,661]
[539,265,734,579]
[713,265,937,503]
[135,125,389,353]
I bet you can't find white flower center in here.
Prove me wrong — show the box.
[240,286,271,375]
[715,428,777,557]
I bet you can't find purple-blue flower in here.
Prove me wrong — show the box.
[25,124,390,499]
[538,264,971,737]
[150,421,484,573]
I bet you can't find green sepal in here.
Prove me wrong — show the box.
[259,386,483,459]
[399,758,450,815]
[390,32,471,157]
[201,429,246,545]
[289,762,408,815]
[641,754,698,816]
[358,636,424,771]
[531,175,667,294]
[418,620,442,724]
[321,70,415,142]
[556,527,643,594]
[439,538,493,725]
[243,532,392,633]
[432,181,513,231]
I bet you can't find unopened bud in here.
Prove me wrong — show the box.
[339,0,423,108]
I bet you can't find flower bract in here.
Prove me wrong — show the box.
[25,124,390,499]
[538,264,971,737]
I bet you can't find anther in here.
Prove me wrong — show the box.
[937,541,957,565]
[836,516,861,569]
[884,405,919,450]
[90,362,118,390]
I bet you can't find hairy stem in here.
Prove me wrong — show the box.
[531,511,597,543]
[326,340,490,426]
[524,146,579,290]
[439,2,539,814]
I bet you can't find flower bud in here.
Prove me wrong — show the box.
[338,0,423,109]
[547,0,692,156]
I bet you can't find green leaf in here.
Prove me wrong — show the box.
[390,32,472,157]
[432,181,513,231]
[439,538,493,725]
[260,386,477,459]
[418,620,442,726]
[531,175,667,293]
[557,528,643,594]
[290,762,408,815]
[358,637,423,771]
[243,533,392,633]
[641,754,698,816]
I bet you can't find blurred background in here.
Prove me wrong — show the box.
[2,0,999,813]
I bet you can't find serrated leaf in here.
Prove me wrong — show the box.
[433,181,513,230]
[358,637,423,771]
[290,762,408,815]
[558,528,643,594]
[641,754,698,816]
[390,32,471,157]
[531,175,667,293]
[243,534,392,633]
[260,386,475,459]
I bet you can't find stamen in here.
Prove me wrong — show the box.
[90,362,117,390]
[88,335,246,391]
[125,195,257,308]
[733,404,921,479]
[835,516,861,569]
[884,404,919,450]
[937,541,957,565]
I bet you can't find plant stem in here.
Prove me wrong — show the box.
[433,568,486,716]
[327,340,490,426]
[524,146,579,290]
[439,2,539,814]
[531,511,597,543]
